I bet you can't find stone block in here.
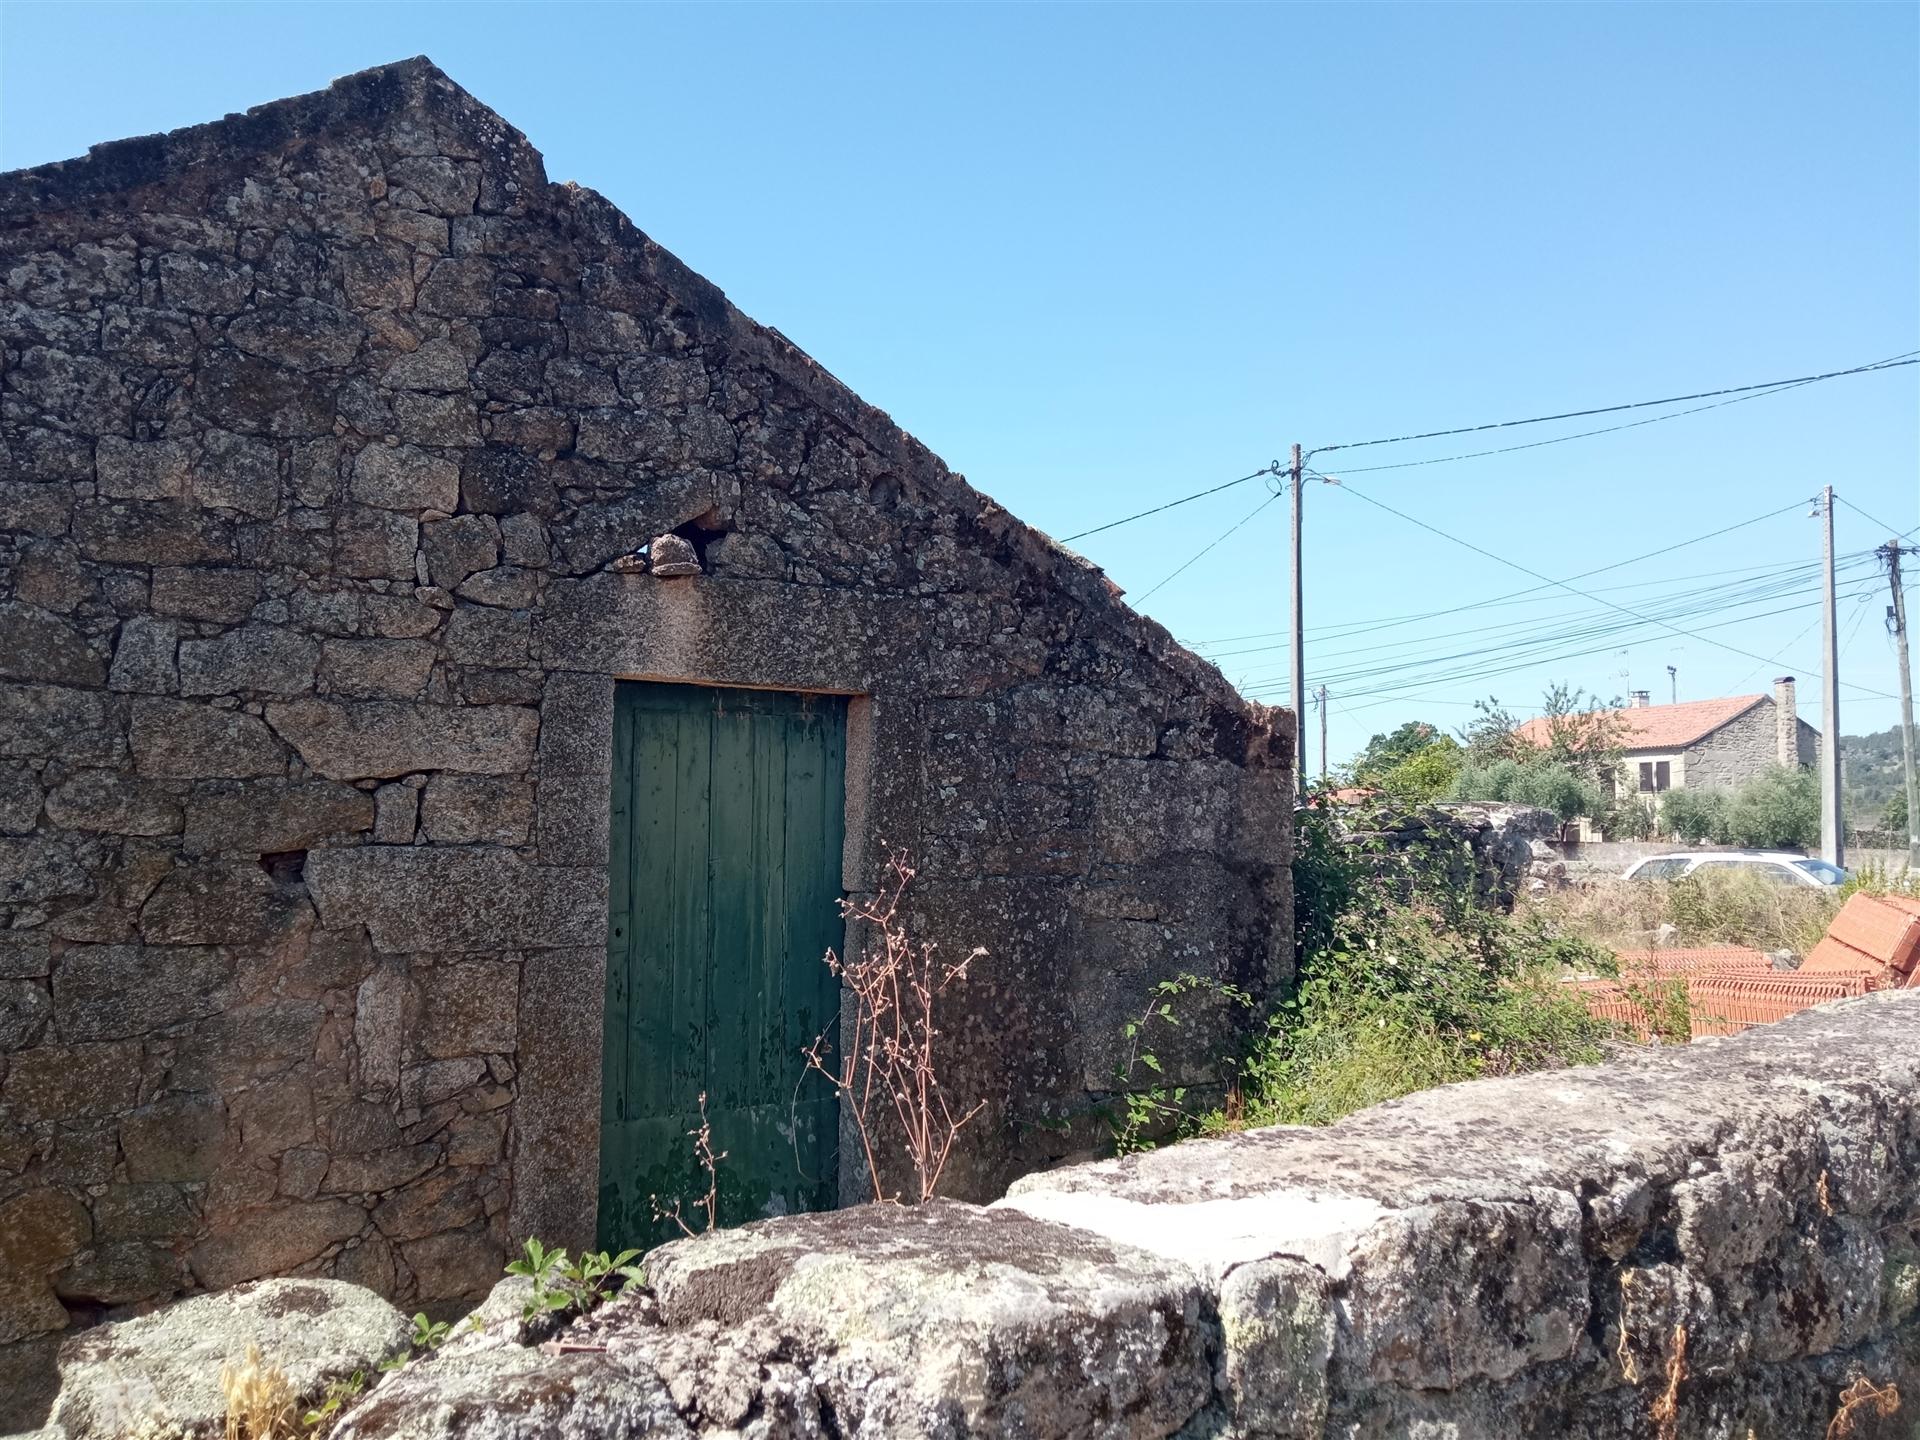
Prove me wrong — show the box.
[0,836,92,904]
[454,564,538,608]
[381,336,471,392]
[46,770,183,836]
[190,429,281,518]
[646,1201,1214,1437]
[0,1187,91,1344]
[150,567,263,624]
[372,782,419,843]
[359,591,443,639]
[182,777,373,852]
[308,847,602,952]
[121,1093,228,1182]
[420,774,531,845]
[334,506,420,580]
[444,606,528,666]
[95,437,192,501]
[178,625,320,697]
[131,697,285,778]
[398,1228,503,1303]
[0,603,107,687]
[73,501,235,567]
[265,699,537,780]
[54,1240,183,1306]
[0,979,52,1051]
[319,638,436,699]
[509,946,604,1254]
[108,615,181,694]
[3,1043,142,1123]
[93,1183,197,1240]
[0,684,124,764]
[0,932,52,979]
[416,960,519,1057]
[324,1144,441,1196]
[0,764,42,833]
[139,860,309,946]
[51,944,233,1041]
[228,298,366,372]
[350,444,460,512]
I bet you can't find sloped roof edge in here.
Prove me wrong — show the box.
[0,59,1278,736]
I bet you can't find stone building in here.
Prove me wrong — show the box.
[1515,678,1818,835]
[0,58,1292,1346]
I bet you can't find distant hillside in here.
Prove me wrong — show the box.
[1844,725,1913,827]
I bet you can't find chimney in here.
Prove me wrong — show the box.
[1774,676,1797,765]
[1629,690,1650,709]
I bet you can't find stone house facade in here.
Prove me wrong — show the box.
[1518,679,1818,838]
[0,59,1293,1346]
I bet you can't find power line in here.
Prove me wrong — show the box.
[1312,351,1920,456]
[1132,488,1283,604]
[1323,475,1902,700]
[1058,464,1279,545]
[1302,368,1911,476]
[1834,492,1919,542]
[1184,499,1812,649]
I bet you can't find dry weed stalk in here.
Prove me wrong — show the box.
[1649,1324,1688,1440]
[804,849,986,1204]
[1616,1271,1641,1384]
[1817,1169,1834,1216]
[1827,1376,1901,1439]
[219,1344,296,1440]
[650,1091,726,1237]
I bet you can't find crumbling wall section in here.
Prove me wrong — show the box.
[0,57,1292,1346]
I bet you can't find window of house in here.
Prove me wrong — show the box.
[1638,761,1670,793]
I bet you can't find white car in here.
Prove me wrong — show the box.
[1620,851,1851,887]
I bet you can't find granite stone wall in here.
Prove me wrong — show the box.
[1679,698,1819,792]
[0,57,1293,1349]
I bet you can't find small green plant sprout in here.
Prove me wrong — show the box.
[1111,973,1253,1155]
[649,1091,727,1237]
[504,1236,644,1321]
[300,1370,364,1431]
[408,1313,451,1351]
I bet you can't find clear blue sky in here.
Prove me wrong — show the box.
[4,3,1915,768]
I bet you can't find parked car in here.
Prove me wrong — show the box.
[1620,851,1851,887]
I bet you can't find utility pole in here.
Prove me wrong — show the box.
[1882,540,1920,869]
[1316,684,1329,783]
[1290,442,1306,799]
[1818,487,1845,866]
[1666,665,1677,704]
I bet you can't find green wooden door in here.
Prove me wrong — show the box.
[598,683,846,1248]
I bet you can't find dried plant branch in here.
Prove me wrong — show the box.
[803,849,987,1204]
[1828,1376,1901,1439]
[650,1091,727,1238]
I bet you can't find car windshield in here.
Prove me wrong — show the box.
[1792,859,1848,884]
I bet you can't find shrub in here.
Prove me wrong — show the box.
[1661,787,1730,844]
[1454,756,1603,823]
[1725,766,1819,849]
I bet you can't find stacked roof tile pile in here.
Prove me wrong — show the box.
[1568,893,1920,1040]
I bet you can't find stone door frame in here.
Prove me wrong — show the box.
[509,665,875,1252]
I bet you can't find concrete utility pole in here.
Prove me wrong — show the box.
[1818,487,1845,866]
[1882,540,1920,869]
[1666,665,1677,704]
[1290,442,1306,799]
[1313,683,1328,783]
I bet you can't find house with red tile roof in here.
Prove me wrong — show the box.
[1516,677,1818,834]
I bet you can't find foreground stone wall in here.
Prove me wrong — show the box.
[0,58,1292,1345]
[27,993,1903,1439]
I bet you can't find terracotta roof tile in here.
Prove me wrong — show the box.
[1513,695,1766,753]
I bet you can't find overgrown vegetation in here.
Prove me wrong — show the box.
[1534,866,1844,956]
[1110,973,1252,1153]
[1660,765,1820,848]
[1213,795,1612,1132]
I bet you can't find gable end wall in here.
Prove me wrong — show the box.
[0,59,1293,1337]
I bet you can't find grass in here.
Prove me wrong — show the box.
[1532,869,1844,957]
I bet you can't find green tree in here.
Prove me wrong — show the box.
[1352,721,1445,783]
[1884,789,1909,836]
[1375,735,1465,805]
